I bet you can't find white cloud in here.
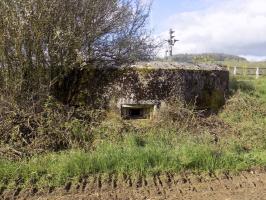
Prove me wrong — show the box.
[241,55,266,62]
[158,0,266,60]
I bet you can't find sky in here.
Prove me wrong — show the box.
[145,0,266,61]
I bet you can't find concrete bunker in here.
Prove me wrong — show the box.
[76,61,229,119]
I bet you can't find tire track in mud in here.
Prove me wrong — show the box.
[1,170,266,200]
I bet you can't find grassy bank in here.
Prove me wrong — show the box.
[1,76,266,188]
[1,138,266,188]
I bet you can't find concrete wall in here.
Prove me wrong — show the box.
[75,63,229,115]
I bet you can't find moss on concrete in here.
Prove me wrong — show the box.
[58,62,229,114]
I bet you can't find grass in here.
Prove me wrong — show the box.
[220,76,266,150]
[1,76,266,188]
[1,137,266,188]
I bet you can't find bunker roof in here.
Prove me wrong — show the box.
[128,61,227,71]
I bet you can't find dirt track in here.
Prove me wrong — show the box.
[2,170,266,200]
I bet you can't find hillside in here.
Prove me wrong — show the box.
[158,53,266,69]
[170,53,247,63]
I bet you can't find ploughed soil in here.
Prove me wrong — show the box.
[2,170,266,200]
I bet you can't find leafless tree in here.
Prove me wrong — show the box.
[0,0,157,104]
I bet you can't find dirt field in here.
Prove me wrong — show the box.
[2,170,266,200]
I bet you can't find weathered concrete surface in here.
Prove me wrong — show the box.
[75,62,229,116]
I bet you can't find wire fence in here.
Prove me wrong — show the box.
[228,67,266,78]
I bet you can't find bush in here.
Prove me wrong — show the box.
[229,77,255,94]
[0,95,103,160]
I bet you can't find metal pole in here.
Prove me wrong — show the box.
[169,29,174,57]
[166,29,179,58]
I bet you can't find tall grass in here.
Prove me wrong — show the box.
[220,76,266,149]
[1,134,266,188]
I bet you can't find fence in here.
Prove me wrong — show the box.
[228,67,266,78]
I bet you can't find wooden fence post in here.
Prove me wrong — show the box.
[233,66,237,76]
[256,67,260,79]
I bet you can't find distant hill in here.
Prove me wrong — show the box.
[170,53,247,63]
[155,53,266,68]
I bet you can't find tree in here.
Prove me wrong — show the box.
[0,0,156,104]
